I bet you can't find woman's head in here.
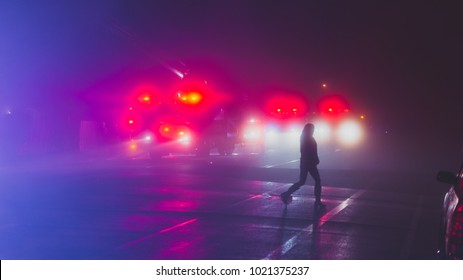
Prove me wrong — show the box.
[302,123,315,136]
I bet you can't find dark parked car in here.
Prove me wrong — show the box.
[437,163,463,259]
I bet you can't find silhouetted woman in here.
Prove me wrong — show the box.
[280,123,324,208]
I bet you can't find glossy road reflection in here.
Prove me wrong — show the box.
[0,153,445,260]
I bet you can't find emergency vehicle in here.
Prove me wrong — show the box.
[238,92,366,153]
[118,72,238,158]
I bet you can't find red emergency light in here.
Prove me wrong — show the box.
[119,113,142,132]
[317,95,350,116]
[264,94,308,119]
[127,83,162,111]
[171,78,231,116]
[177,91,204,105]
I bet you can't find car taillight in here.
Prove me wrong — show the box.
[448,203,463,259]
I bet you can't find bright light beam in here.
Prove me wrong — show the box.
[337,120,363,146]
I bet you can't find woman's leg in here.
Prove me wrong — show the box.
[308,165,323,204]
[286,161,309,195]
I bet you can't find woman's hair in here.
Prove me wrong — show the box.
[302,123,314,136]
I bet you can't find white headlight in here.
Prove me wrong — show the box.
[337,120,363,146]
[262,125,278,146]
[178,135,191,145]
[243,126,260,140]
[313,121,331,143]
[140,131,154,143]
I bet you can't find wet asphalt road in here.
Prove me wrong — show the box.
[0,152,447,260]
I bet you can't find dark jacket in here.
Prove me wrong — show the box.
[300,133,320,165]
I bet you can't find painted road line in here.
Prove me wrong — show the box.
[263,189,366,260]
[113,194,263,251]
[114,218,199,250]
[264,159,299,168]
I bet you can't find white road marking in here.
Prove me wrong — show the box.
[113,194,263,251]
[263,189,366,260]
[114,218,199,250]
[114,181,366,257]
[264,159,299,168]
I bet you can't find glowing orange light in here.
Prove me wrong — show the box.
[129,140,137,150]
[136,93,153,104]
[159,123,192,140]
[178,91,203,105]
[360,115,365,119]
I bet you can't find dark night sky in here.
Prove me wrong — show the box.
[1,1,462,166]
